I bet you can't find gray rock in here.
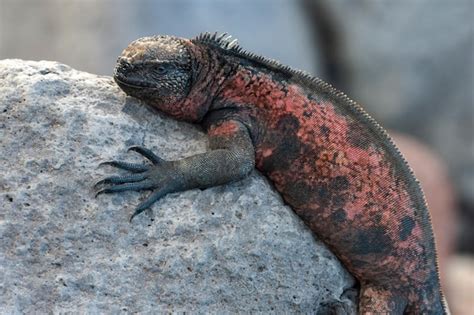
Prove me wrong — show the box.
[0,60,356,314]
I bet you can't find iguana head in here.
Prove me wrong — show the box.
[114,35,204,121]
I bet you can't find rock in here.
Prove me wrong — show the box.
[0,60,356,313]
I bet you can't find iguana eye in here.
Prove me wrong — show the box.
[154,65,168,75]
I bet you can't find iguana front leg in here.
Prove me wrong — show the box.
[95,120,255,221]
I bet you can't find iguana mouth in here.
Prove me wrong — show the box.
[113,75,156,89]
[113,59,158,89]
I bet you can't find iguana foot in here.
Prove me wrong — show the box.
[95,145,179,221]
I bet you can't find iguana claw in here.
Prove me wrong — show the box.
[95,146,175,220]
[98,160,148,172]
[94,173,148,188]
[127,145,164,164]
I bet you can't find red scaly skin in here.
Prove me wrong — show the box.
[107,34,449,314]
[216,67,442,313]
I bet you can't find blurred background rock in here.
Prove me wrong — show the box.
[1,0,472,312]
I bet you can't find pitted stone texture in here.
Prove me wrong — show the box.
[0,60,356,314]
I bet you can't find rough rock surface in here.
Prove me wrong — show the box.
[0,60,356,314]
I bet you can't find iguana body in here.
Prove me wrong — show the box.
[96,33,449,314]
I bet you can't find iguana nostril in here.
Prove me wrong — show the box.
[117,62,130,73]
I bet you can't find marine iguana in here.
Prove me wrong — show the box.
[95,33,449,314]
